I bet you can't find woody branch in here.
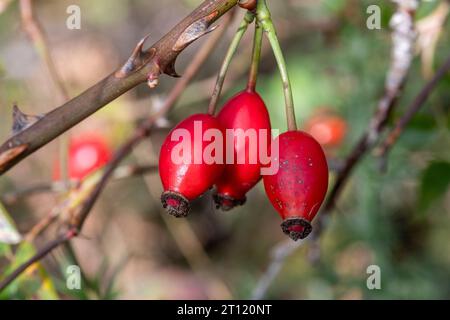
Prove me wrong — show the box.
[0,0,238,175]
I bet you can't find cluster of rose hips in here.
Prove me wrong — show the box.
[54,3,337,242]
[158,87,329,241]
[50,104,338,242]
[156,2,334,241]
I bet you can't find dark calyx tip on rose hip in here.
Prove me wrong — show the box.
[161,191,190,218]
[213,193,246,211]
[281,217,313,241]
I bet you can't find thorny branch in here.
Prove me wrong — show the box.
[0,8,234,293]
[0,0,238,175]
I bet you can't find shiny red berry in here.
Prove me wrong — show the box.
[263,131,328,241]
[305,110,347,148]
[159,113,225,217]
[53,133,112,181]
[213,90,271,210]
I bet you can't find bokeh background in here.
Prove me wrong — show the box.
[0,0,449,299]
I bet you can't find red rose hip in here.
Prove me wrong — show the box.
[53,133,112,181]
[263,131,328,241]
[159,113,225,217]
[214,90,271,210]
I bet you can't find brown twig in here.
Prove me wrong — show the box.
[375,53,450,158]
[0,10,233,293]
[24,207,59,243]
[0,0,238,175]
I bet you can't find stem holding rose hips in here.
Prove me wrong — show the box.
[256,0,297,131]
[247,20,263,92]
[208,11,255,115]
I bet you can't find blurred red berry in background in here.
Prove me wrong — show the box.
[305,109,347,148]
[53,133,112,181]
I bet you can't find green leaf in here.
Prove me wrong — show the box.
[419,161,450,211]
[0,241,58,300]
[35,267,59,300]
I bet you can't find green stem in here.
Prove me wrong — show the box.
[256,0,297,131]
[208,11,255,115]
[247,19,263,92]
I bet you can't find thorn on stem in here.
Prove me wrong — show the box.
[164,60,181,78]
[12,104,43,135]
[115,34,155,78]
[173,12,220,52]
